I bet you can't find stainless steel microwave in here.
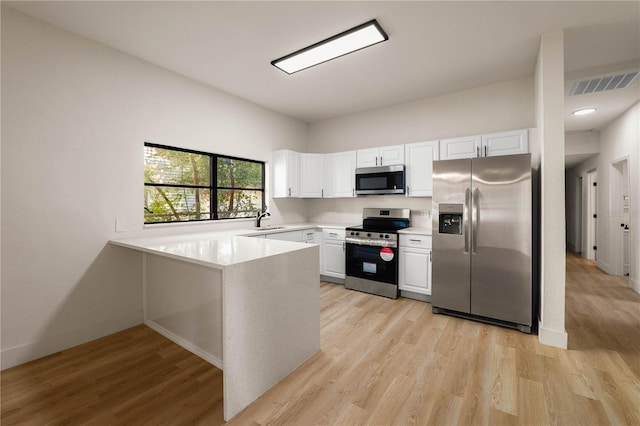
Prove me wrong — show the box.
[355,165,405,195]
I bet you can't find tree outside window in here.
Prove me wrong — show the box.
[144,143,265,224]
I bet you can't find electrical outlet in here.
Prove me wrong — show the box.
[115,218,127,233]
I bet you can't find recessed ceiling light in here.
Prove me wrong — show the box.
[271,19,388,75]
[572,108,597,116]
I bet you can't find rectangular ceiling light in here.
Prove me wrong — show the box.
[271,19,388,75]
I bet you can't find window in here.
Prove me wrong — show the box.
[144,143,265,224]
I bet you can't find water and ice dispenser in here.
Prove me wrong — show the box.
[438,204,463,235]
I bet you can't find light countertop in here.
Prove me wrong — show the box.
[110,222,353,269]
[110,234,314,270]
[398,227,432,236]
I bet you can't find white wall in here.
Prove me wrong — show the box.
[598,103,639,291]
[1,8,308,369]
[307,77,535,223]
[535,30,567,349]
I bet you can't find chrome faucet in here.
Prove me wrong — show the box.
[256,209,271,228]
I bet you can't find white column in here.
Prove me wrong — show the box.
[535,30,568,348]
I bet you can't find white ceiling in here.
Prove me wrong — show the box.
[4,1,640,161]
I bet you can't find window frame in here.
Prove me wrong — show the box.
[144,142,266,224]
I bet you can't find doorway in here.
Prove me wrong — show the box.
[610,157,630,278]
[586,170,598,260]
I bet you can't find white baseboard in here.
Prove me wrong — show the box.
[538,321,568,349]
[1,312,142,370]
[630,277,640,294]
[145,320,223,370]
[597,260,610,274]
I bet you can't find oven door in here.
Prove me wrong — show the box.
[346,243,398,284]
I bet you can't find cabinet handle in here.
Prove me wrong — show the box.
[484,145,487,157]
[375,157,378,166]
[407,186,410,195]
[343,242,346,251]
[288,187,291,196]
[409,239,421,242]
[329,233,338,237]
[352,188,355,197]
[476,146,480,157]
[321,189,324,198]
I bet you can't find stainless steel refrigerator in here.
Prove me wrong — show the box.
[432,153,533,333]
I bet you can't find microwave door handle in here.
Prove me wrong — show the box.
[464,188,470,253]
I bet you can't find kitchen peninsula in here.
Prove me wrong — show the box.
[110,232,320,421]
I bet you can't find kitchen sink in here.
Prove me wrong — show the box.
[254,226,286,231]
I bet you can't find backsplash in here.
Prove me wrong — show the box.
[306,196,433,229]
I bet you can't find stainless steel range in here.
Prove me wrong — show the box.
[345,208,411,299]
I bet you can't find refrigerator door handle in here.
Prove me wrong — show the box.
[464,187,471,253]
[472,186,479,254]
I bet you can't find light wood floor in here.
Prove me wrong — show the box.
[2,252,639,425]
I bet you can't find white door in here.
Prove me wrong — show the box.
[300,153,324,198]
[356,148,380,168]
[482,129,528,157]
[287,150,301,197]
[379,144,405,165]
[399,247,431,295]
[439,136,481,160]
[332,151,356,198]
[405,141,439,197]
[323,241,345,278]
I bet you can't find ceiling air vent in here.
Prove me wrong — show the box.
[571,71,639,96]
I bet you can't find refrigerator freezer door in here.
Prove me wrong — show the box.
[432,158,471,313]
[471,154,532,326]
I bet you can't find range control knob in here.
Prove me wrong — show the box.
[385,235,390,239]
[350,231,355,235]
[379,234,384,238]
[367,233,371,237]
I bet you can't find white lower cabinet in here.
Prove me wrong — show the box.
[321,229,345,279]
[398,234,432,296]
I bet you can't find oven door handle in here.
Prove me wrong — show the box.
[345,238,398,248]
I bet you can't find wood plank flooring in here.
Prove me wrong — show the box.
[2,252,639,425]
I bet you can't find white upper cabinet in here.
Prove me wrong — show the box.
[440,129,528,160]
[301,153,325,198]
[482,129,528,157]
[356,148,380,167]
[272,149,300,198]
[439,135,481,160]
[325,151,356,198]
[405,141,439,197]
[356,144,405,167]
[379,145,405,165]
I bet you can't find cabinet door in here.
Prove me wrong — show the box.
[301,153,324,198]
[399,247,430,295]
[287,150,301,197]
[322,241,345,278]
[405,141,439,197]
[439,136,481,160]
[356,148,380,168]
[332,151,356,198]
[379,144,405,165]
[482,129,528,157]
[272,150,299,198]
